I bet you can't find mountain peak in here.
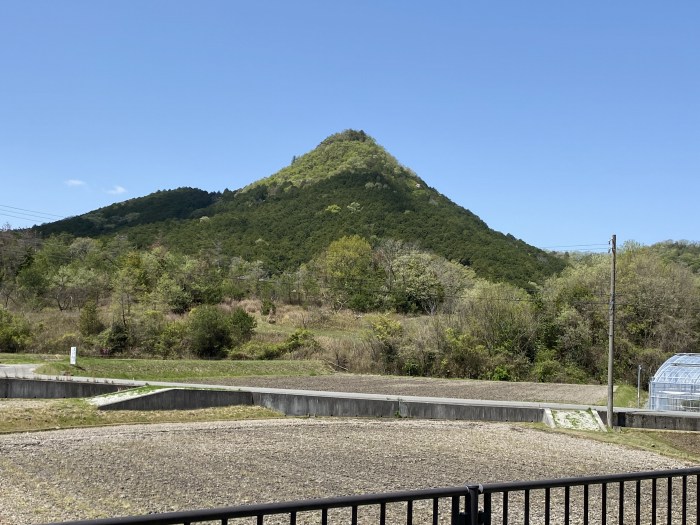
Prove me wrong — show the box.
[319,129,373,146]
[242,129,416,192]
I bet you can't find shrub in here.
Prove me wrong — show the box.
[261,299,276,316]
[229,307,257,347]
[156,320,190,358]
[79,300,104,337]
[281,328,317,352]
[103,323,130,355]
[188,305,233,359]
[0,308,32,353]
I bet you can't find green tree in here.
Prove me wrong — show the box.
[188,305,233,359]
[316,235,379,311]
[229,307,257,347]
[187,305,255,359]
[0,308,32,353]
[79,300,104,337]
[367,315,403,372]
[391,252,445,314]
[458,281,538,360]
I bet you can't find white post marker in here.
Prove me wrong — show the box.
[70,346,77,366]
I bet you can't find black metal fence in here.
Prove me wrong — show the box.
[45,467,700,525]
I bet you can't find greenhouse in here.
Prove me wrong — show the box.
[648,353,700,412]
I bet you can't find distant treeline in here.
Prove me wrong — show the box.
[2,226,699,386]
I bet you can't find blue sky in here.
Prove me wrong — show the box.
[1,1,698,250]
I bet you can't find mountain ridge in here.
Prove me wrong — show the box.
[33,130,566,287]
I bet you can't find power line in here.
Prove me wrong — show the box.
[539,243,610,250]
[0,204,64,219]
[0,212,45,224]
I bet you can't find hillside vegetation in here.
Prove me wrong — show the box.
[3,131,698,387]
[2,217,700,387]
[33,130,565,288]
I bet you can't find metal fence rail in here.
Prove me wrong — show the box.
[474,467,700,525]
[44,467,700,525]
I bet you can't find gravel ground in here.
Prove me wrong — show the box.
[189,374,610,405]
[0,418,693,525]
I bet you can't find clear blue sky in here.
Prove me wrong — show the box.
[1,1,698,250]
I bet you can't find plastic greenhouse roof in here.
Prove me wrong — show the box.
[651,353,700,384]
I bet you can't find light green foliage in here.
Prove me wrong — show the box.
[539,243,700,384]
[0,308,32,353]
[242,328,318,360]
[243,129,415,192]
[391,252,445,314]
[443,328,489,379]
[316,235,379,311]
[346,201,362,213]
[367,315,404,372]
[156,319,189,358]
[459,281,537,358]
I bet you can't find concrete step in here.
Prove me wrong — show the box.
[544,408,607,431]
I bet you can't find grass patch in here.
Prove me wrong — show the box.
[0,353,62,365]
[34,358,331,382]
[595,384,648,408]
[556,426,700,463]
[0,398,281,434]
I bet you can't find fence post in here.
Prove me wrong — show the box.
[451,495,464,525]
[467,486,483,525]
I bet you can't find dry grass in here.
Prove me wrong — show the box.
[0,398,281,433]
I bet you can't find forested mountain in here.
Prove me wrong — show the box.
[34,130,565,287]
[36,188,217,238]
[5,133,699,384]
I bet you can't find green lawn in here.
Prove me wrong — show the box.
[595,384,648,408]
[34,357,331,381]
[0,353,62,365]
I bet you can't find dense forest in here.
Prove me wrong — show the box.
[2,222,699,388]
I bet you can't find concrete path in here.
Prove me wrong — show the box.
[0,363,603,412]
[0,363,37,377]
[3,363,700,430]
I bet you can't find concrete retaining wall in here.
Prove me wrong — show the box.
[2,378,699,431]
[615,409,700,432]
[251,393,544,422]
[400,401,543,423]
[0,378,122,399]
[99,389,254,411]
[253,392,401,418]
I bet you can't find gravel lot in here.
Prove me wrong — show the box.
[0,418,692,525]
[189,374,610,405]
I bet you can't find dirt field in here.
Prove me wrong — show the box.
[189,373,610,405]
[0,418,693,524]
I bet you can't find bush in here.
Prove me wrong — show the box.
[188,306,234,359]
[79,301,104,337]
[156,320,190,358]
[261,299,276,316]
[103,323,130,355]
[281,328,317,352]
[229,307,257,347]
[0,308,32,353]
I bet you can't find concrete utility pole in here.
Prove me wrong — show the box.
[607,234,616,429]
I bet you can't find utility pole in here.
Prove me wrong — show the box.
[607,234,616,429]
